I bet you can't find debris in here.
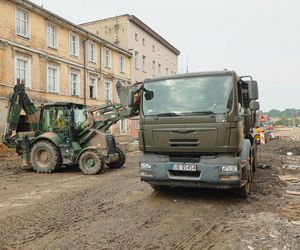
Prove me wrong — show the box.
[286,190,300,196]
[257,163,272,169]
[278,175,300,183]
[291,221,300,226]
[287,152,293,156]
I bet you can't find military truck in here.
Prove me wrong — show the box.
[128,71,260,197]
[2,83,130,175]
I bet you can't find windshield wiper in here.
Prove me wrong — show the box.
[180,111,216,116]
[154,112,182,117]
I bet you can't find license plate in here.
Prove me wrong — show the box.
[172,164,197,171]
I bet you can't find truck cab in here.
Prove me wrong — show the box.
[135,71,259,197]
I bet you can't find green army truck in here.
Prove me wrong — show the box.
[128,71,260,197]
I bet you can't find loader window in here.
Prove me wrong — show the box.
[40,107,67,132]
[74,107,87,129]
[143,75,234,116]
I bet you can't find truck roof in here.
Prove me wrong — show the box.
[144,70,237,82]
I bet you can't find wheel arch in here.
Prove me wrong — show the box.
[76,146,98,162]
[31,132,63,147]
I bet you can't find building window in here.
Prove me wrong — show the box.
[142,38,145,46]
[135,33,138,41]
[134,51,139,69]
[89,77,97,99]
[120,55,125,72]
[70,72,80,96]
[120,120,127,133]
[47,66,59,93]
[104,80,112,101]
[15,57,31,88]
[47,24,57,49]
[69,33,79,56]
[158,64,161,75]
[152,61,156,75]
[142,55,146,72]
[16,8,29,38]
[104,48,112,68]
[88,43,96,63]
[152,45,155,52]
[135,118,140,130]
[166,68,169,74]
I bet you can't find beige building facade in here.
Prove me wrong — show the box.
[0,0,132,139]
[81,14,180,137]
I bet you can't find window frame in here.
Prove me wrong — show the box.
[120,119,127,134]
[46,22,58,49]
[104,47,112,68]
[141,55,147,72]
[134,51,139,70]
[70,71,80,97]
[88,75,98,99]
[15,56,32,88]
[88,42,97,63]
[46,65,60,93]
[16,8,30,39]
[104,80,112,101]
[119,54,125,73]
[69,32,79,57]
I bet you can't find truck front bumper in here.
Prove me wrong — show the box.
[139,153,245,189]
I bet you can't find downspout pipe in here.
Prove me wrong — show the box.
[83,37,88,105]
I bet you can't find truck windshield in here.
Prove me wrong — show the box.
[143,75,234,116]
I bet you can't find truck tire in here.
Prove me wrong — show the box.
[79,150,104,175]
[107,146,126,169]
[236,165,251,198]
[30,140,62,173]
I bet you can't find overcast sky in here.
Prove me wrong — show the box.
[30,0,300,112]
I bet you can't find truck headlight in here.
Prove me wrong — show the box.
[221,165,238,172]
[140,162,152,169]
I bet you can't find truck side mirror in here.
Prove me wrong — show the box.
[246,80,259,100]
[249,100,260,111]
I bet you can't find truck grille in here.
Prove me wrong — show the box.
[169,139,199,147]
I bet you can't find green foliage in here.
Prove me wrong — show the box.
[266,108,300,119]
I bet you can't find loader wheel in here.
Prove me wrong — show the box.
[79,150,104,175]
[30,141,62,173]
[107,146,126,169]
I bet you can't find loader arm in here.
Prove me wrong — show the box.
[77,82,143,145]
[2,84,39,148]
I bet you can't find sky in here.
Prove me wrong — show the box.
[30,0,300,112]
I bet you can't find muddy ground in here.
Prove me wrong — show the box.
[0,139,299,250]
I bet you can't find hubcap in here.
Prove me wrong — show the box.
[37,149,51,168]
[84,157,96,169]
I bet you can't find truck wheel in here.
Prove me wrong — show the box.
[237,175,251,198]
[252,142,258,172]
[79,150,104,175]
[30,141,62,173]
[107,146,126,169]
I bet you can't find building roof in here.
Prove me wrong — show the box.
[80,14,180,56]
[11,0,131,56]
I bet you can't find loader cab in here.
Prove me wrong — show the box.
[39,103,87,141]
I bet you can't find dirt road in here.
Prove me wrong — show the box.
[0,139,299,250]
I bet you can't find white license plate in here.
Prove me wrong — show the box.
[172,164,197,171]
